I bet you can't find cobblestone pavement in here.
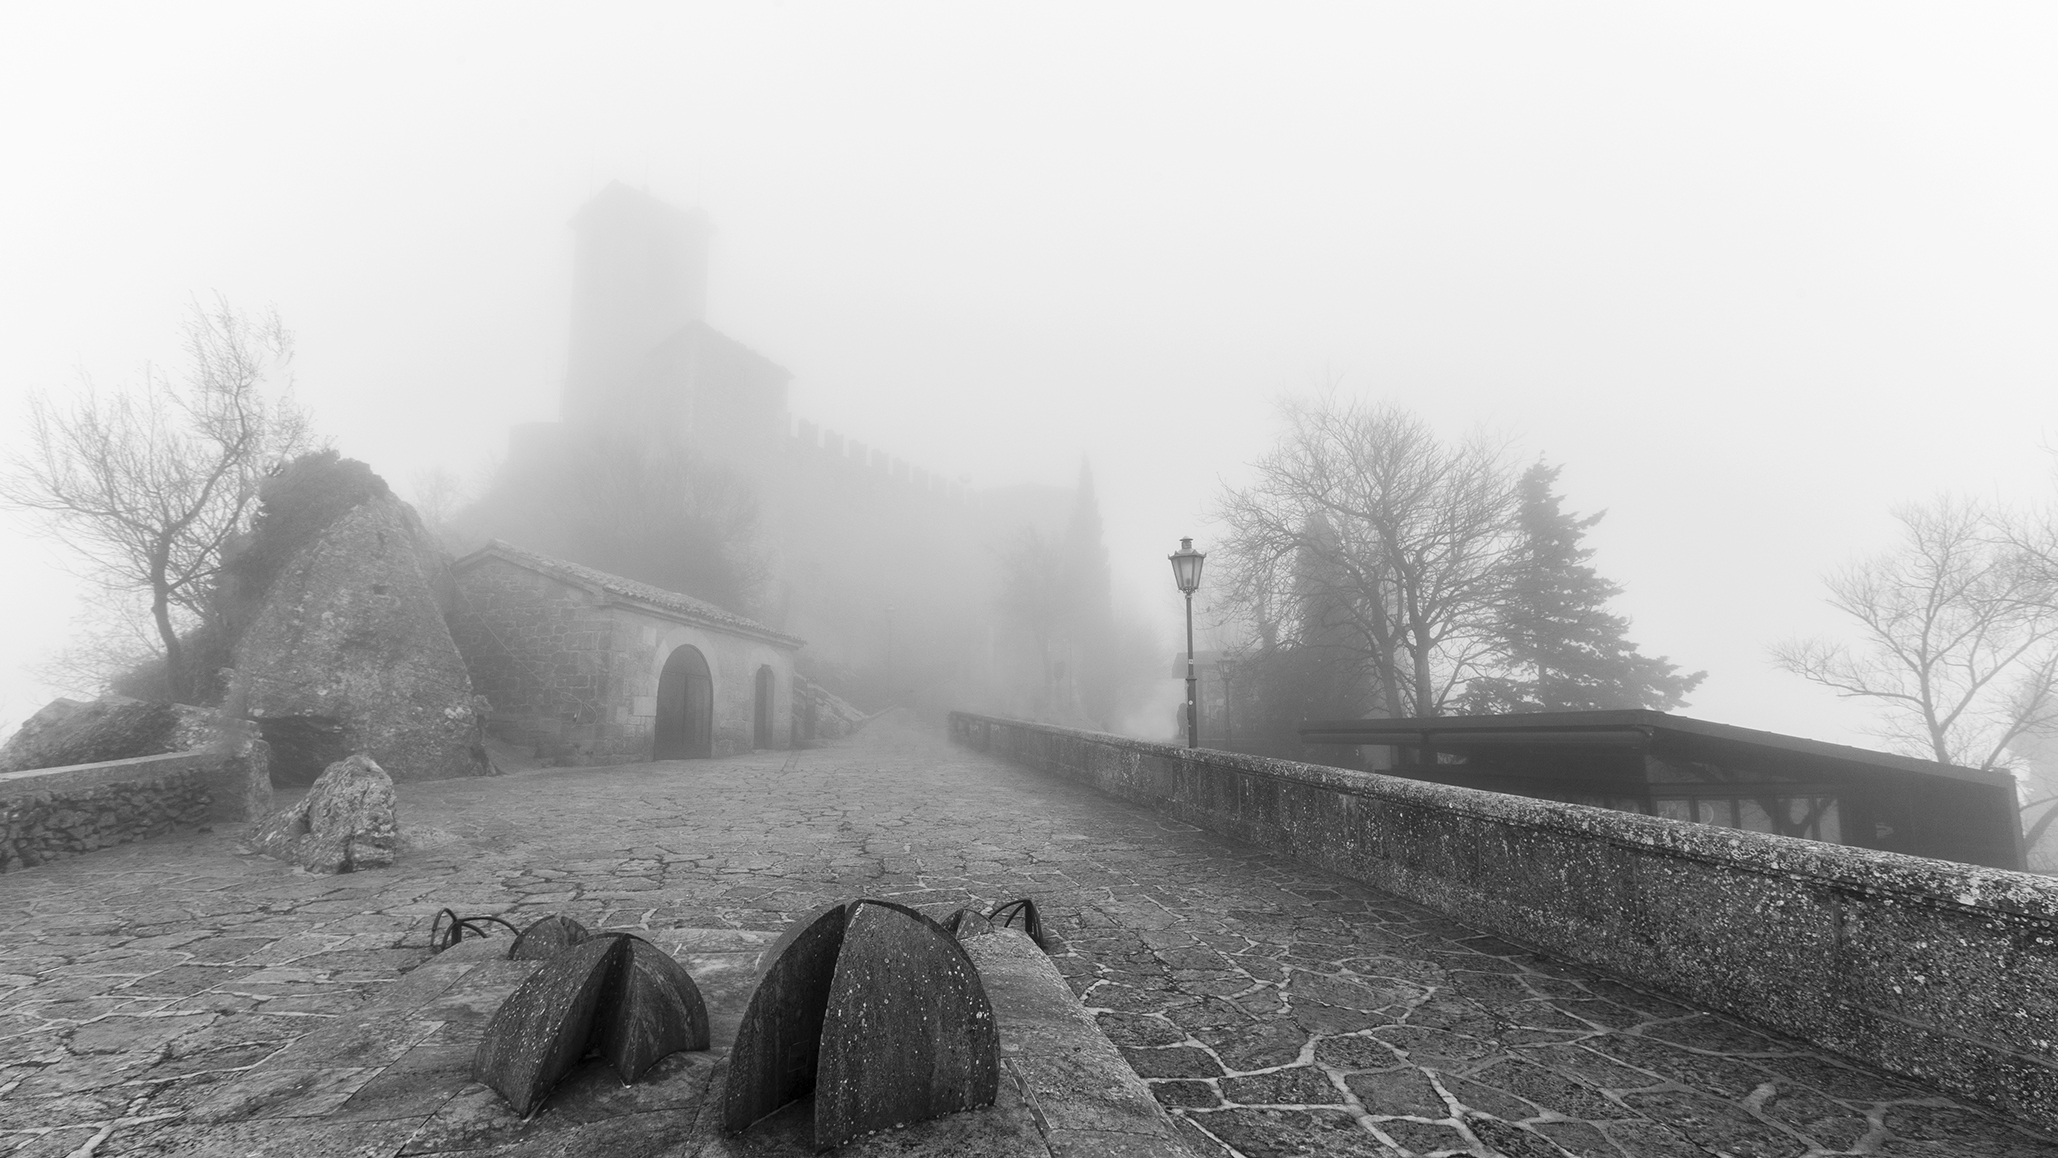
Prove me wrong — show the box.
[2,716,2052,1157]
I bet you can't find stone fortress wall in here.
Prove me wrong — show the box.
[952,711,2058,1133]
[788,418,968,505]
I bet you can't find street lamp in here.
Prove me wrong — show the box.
[1168,537,1206,748]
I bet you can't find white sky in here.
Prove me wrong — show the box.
[2,4,2054,750]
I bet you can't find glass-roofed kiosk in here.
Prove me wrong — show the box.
[1299,710,2024,870]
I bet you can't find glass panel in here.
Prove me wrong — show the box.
[1738,800,1775,834]
[1655,798,1692,822]
[1816,800,1841,844]
[1699,798,1738,828]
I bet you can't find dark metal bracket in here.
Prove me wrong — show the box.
[943,897,1049,950]
[428,908,520,953]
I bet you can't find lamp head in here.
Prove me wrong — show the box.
[1168,537,1206,594]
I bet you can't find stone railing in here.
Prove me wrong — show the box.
[0,742,272,873]
[950,711,2058,1131]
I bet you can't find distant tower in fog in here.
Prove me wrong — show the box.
[564,181,711,427]
[474,179,1073,705]
[558,181,789,467]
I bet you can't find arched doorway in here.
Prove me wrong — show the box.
[753,665,775,749]
[654,645,713,759]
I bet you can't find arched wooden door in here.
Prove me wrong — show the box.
[654,645,713,759]
[753,665,775,749]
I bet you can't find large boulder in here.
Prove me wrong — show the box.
[247,753,397,873]
[233,492,491,783]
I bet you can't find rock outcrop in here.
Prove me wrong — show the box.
[247,753,398,873]
[233,492,491,783]
[0,697,221,773]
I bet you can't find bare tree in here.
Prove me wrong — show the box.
[1217,396,1518,717]
[1,298,312,702]
[410,465,474,556]
[1773,495,2058,772]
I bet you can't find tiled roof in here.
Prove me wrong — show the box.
[457,540,803,648]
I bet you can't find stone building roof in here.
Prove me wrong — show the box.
[454,541,804,649]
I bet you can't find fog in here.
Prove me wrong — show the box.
[4,5,2056,747]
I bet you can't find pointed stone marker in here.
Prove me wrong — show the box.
[593,934,711,1082]
[472,935,626,1117]
[722,902,848,1132]
[814,900,999,1149]
[508,913,591,961]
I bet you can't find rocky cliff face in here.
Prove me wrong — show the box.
[233,493,490,782]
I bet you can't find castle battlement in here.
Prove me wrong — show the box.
[788,417,966,505]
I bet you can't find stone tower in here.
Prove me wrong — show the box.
[558,182,789,472]
[563,181,713,431]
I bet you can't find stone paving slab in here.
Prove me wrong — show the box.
[1,715,2053,1156]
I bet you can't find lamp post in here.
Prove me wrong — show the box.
[1168,537,1206,748]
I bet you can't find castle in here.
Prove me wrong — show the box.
[486,182,1076,716]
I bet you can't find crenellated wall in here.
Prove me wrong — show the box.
[951,711,2058,1132]
[789,417,968,504]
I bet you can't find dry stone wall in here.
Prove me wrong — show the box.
[0,755,222,871]
[952,710,2058,1134]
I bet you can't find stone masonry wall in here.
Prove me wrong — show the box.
[447,557,624,756]
[951,711,2058,1133]
[448,556,796,763]
[0,755,219,872]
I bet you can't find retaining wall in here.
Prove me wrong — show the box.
[0,746,271,873]
[951,711,2058,1131]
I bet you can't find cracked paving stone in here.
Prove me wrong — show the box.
[1344,1067,1448,1118]
[1530,1118,1616,1157]
[1466,1058,1628,1121]
[1122,1045,1227,1078]
[1467,1116,1582,1157]
[1616,1089,1807,1158]
[1196,1020,1308,1071]
[1375,1119,1473,1156]
[1151,1080,1223,1109]
[1219,1067,1344,1107]
[1192,1107,1403,1157]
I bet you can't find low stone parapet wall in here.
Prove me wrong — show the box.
[950,710,2058,1132]
[0,746,270,873]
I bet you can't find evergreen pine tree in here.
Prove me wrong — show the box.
[1463,463,1705,714]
